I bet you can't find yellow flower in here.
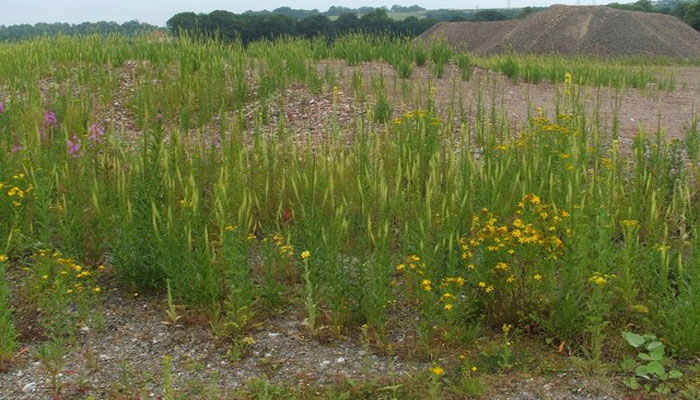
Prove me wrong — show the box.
[444,303,453,310]
[42,275,49,280]
[455,277,465,286]
[621,219,638,228]
[525,193,541,205]
[502,324,512,334]
[506,275,515,283]
[301,251,311,260]
[407,255,420,263]
[533,274,542,281]
[93,287,101,293]
[478,281,486,288]
[242,336,256,345]
[430,366,445,376]
[471,366,478,372]
[225,225,236,232]
[496,262,508,271]
[485,285,494,293]
[441,293,455,301]
[0,254,7,263]
[396,263,405,272]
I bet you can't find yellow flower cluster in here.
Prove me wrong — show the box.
[1,173,34,207]
[430,366,445,376]
[31,249,104,296]
[396,254,425,273]
[272,232,295,258]
[464,196,567,263]
[589,272,616,286]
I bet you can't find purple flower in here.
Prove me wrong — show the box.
[68,134,81,156]
[0,102,5,114]
[87,124,105,143]
[11,144,23,153]
[44,111,58,128]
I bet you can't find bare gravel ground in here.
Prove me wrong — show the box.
[0,276,622,400]
[420,5,700,58]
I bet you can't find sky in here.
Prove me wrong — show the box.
[2,0,630,26]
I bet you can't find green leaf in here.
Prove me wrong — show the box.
[646,341,664,352]
[648,346,665,361]
[656,384,670,395]
[621,357,636,370]
[668,370,683,379]
[638,352,652,361]
[635,365,649,378]
[622,377,639,389]
[623,332,645,348]
[646,361,665,377]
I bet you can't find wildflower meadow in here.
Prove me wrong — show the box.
[0,34,699,398]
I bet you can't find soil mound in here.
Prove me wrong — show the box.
[419,5,700,58]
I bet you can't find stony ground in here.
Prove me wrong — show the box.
[0,276,624,399]
[420,5,700,58]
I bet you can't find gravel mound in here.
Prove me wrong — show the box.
[419,5,700,58]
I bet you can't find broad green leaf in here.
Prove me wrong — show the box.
[668,370,683,379]
[635,365,649,378]
[646,341,664,352]
[621,357,636,370]
[623,332,645,348]
[622,377,639,389]
[648,346,665,361]
[646,361,665,377]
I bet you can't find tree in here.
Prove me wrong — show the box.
[685,0,700,30]
[297,15,332,38]
[472,10,508,21]
[360,9,395,33]
[334,13,360,35]
[167,12,199,36]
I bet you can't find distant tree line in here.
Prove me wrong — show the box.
[0,20,162,42]
[165,7,539,44]
[166,9,438,43]
[244,5,523,22]
[608,0,700,30]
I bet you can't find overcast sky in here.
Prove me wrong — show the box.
[2,0,631,26]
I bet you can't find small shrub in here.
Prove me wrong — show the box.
[415,48,427,67]
[397,59,413,79]
[0,257,18,369]
[620,331,683,395]
[499,56,520,82]
[456,53,472,81]
[373,95,393,123]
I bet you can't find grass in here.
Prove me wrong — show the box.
[0,33,699,397]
